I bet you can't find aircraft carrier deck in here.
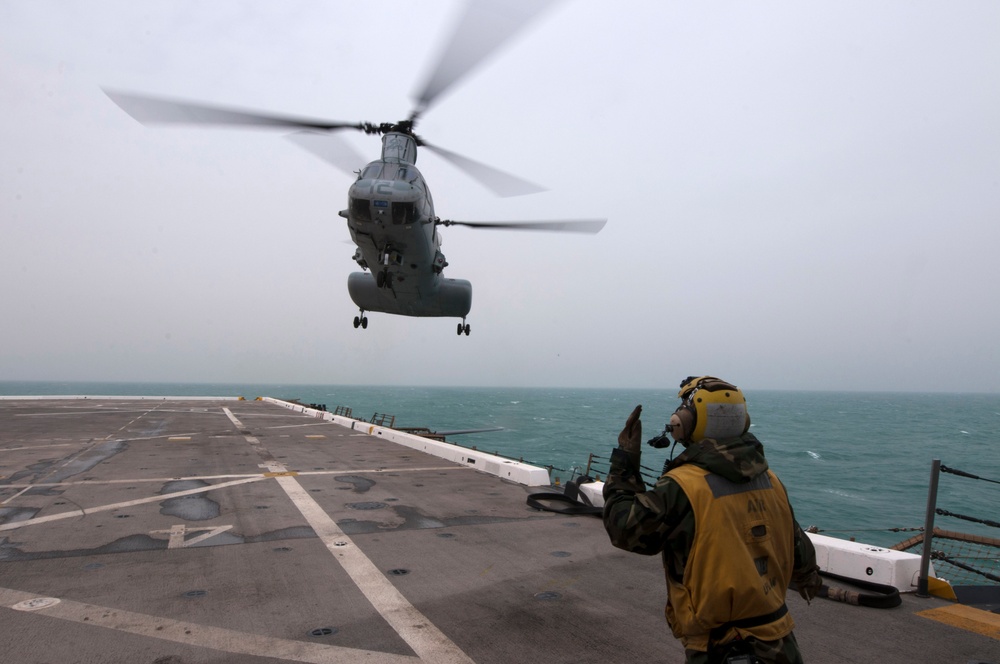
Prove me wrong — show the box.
[1,397,997,663]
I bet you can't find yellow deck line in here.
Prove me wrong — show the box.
[917,604,1000,641]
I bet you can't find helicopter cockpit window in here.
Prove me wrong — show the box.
[350,197,371,222]
[361,164,383,180]
[392,202,419,225]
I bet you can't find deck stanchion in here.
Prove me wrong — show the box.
[916,458,941,597]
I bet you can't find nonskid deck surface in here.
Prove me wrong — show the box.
[0,398,996,663]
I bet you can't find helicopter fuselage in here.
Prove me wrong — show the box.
[341,132,472,322]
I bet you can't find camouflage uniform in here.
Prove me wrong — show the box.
[603,432,818,664]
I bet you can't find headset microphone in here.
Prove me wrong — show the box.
[646,423,674,448]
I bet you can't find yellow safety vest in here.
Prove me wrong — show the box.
[664,464,796,651]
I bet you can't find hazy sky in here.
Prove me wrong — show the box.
[2,1,998,392]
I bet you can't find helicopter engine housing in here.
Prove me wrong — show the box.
[348,272,472,317]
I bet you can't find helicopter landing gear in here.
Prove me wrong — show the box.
[353,311,368,329]
[457,320,470,336]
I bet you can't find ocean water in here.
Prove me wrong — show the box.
[2,382,999,550]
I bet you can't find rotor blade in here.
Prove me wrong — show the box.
[104,89,364,132]
[286,131,368,175]
[411,0,562,115]
[424,142,546,197]
[439,219,607,234]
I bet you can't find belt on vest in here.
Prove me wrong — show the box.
[708,603,789,644]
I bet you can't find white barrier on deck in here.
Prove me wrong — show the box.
[806,532,932,592]
[263,397,551,487]
[0,395,244,401]
[581,481,930,592]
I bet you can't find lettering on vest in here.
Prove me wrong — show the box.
[748,497,768,513]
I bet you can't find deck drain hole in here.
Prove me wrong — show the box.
[309,627,338,637]
[183,590,207,598]
[115,514,131,519]
[273,547,292,552]
[389,568,410,576]
[550,551,571,558]
[347,502,387,511]
[534,591,561,600]
[254,505,270,510]
[436,533,455,539]
[84,563,105,570]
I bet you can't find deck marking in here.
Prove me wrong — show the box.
[0,586,418,664]
[274,475,475,664]
[223,406,475,664]
[0,466,469,490]
[1,486,32,505]
[150,525,235,549]
[917,604,1000,641]
[0,443,79,451]
[0,476,264,532]
[104,402,166,440]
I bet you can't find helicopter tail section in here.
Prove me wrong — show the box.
[347,272,472,318]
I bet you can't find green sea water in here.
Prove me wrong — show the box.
[3,382,998,551]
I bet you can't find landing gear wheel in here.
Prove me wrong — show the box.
[463,323,470,336]
[457,320,470,336]
[377,271,386,288]
[354,316,361,329]
[361,316,368,329]
[457,323,463,336]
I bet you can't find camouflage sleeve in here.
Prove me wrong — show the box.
[791,516,819,578]
[602,447,692,557]
[770,473,819,577]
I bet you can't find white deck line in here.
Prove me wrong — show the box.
[222,405,476,664]
[0,586,418,664]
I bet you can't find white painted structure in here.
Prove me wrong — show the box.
[264,397,551,487]
[806,532,933,592]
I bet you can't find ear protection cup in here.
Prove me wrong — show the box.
[672,402,696,443]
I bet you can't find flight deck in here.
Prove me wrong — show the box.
[1,397,997,663]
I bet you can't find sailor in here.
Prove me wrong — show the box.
[602,377,822,664]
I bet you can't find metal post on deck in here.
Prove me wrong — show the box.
[916,458,941,597]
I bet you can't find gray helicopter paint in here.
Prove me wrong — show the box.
[343,134,473,319]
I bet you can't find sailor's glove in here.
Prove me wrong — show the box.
[794,567,823,604]
[617,405,643,463]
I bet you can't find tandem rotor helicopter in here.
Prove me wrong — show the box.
[104,0,606,336]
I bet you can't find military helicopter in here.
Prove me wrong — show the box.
[104,0,606,336]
